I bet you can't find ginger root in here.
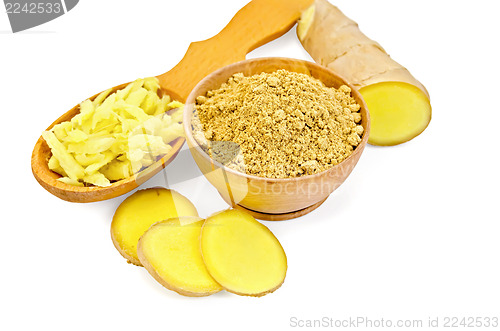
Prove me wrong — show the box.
[200,209,287,297]
[111,188,198,266]
[297,0,431,146]
[137,217,222,297]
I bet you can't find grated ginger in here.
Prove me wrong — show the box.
[43,77,185,187]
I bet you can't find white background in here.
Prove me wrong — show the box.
[1,0,499,330]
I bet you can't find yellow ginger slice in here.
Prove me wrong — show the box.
[42,131,84,180]
[74,153,105,167]
[83,172,110,187]
[64,129,88,143]
[201,209,287,297]
[52,121,72,141]
[67,137,115,154]
[111,188,198,266]
[360,82,431,146]
[92,88,113,107]
[143,77,160,93]
[116,79,144,100]
[137,217,222,297]
[100,159,132,181]
[160,122,184,144]
[57,176,83,186]
[84,151,116,175]
[140,91,161,115]
[125,88,148,107]
[48,155,67,177]
[73,99,95,128]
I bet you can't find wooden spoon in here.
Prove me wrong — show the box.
[31,0,314,203]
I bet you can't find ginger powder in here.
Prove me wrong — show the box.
[193,70,363,179]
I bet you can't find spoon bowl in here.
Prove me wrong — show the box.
[31,84,185,202]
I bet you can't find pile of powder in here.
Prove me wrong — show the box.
[192,69,364,179]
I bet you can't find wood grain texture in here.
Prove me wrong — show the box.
[184,57,370,217]
[31,0,314,202]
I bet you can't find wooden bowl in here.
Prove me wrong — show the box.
[183,57,370,220]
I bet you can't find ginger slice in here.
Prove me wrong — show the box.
[359,82,431,146]
[137,217,222,297]
[201,209,287,297]
[111,188,198,266]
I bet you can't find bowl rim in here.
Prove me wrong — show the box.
[183,56,370,183]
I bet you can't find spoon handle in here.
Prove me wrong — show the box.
[157,0,313,101]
